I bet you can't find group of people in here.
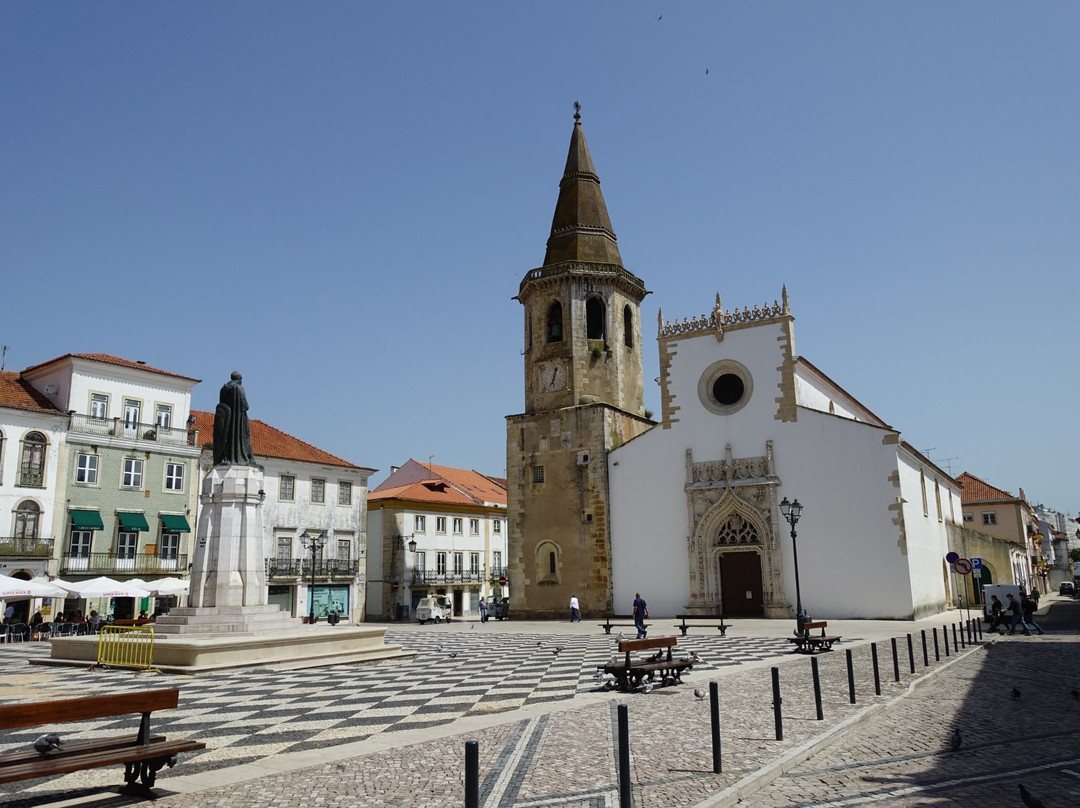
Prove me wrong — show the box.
[988,589,1045,636]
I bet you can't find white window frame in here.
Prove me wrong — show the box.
[436,516,447,534]
[453,552,463,575]
[311,478,326,504]
[415,514,426,532]
[276,536,292,560]
[122,458,143,488]
[164,462,184,492]
[69,530,92,558]
[336,539,350,560]
[280,474,295,501]
[75,453,99,485]
[338,481,352,506]
[415,551,426,572]
[493,519,502,535]
[124,399,141,429]
[155,404,173,430]
[453,517,463,535]
[436,552,447,575]
[90,393,109,420]
[117,531,138,559]
[470,552,480,575]
[982,512,997,526]
[469,518,479,535]
[160,532,180,560]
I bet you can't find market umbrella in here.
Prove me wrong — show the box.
[62,576,152,599]
[143,577,189,596]
[0,575,65,599]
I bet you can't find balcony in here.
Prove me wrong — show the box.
[61,553,188,575]
[68,413,199,449]
[265,558,360,580]
[0,537,55,558]
[411,570,487,585]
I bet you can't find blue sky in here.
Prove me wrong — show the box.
[3,3,1077,513]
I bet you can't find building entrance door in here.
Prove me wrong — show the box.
[453,589,463,617]
[719,551,764,616]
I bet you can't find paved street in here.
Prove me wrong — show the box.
[0,598,1075,807]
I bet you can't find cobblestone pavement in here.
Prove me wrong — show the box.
[0,599,1074,807]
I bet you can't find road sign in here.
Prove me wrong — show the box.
[954,558,973,575]
[945,551,960,564]
[970,557,982,570]
[499,576,507,586]
[391,580,400,591]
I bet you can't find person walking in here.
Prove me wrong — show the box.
[478,597,488,623]
[632,592,649,639]
[1006,592,1031,635]
[989,594,1005,631]
[1021,593,1045,635]
[569,594,581,623]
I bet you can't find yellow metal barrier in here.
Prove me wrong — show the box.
[95,625,160,673]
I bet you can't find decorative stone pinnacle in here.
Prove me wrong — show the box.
[573,100,581,122]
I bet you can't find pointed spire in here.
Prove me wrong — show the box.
[542,103,624,267]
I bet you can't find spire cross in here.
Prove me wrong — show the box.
[573,100,581,122]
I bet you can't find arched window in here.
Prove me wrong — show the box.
[548,551,556,574]
[14,500,41,539]
[586,297,605,340]
[536,540,561,584]
[19,432,47,487]
[623,305,633,348]
[546,301,563,343]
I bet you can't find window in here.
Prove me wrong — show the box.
[470,552,480,575]
[14,500,40,538]
[90,394,108,420]
[415,551,426,572]
[75,453,99,485]
[280,474,295,501]
[920,470,928,517]
[453,518,463,535]
[338,481,352,506]
[122,458,143,488]
[493,519,502,535]
[117,531,138,559]
[586,296,605,340]
[532,465,545,484]
[492,550,502,572]
[155,404,172,430]
[165,463,184,491]
[415,515,426,532]
[123,399,141,429]
[699,359,754,415]
[470,518,479,535]
[311,478,325,504]
[436,552,447,575]
[160,533,180,560]
[549,551,557,574]
[453,552,463,575]
[436,516,447,534]
[963,513,973,522]
[546,301,563,342]
[337,539,350,560]
[69,530,92,558]
[277,537,292,560]
[623,305,633,348]
[19,432,47,487]
[934,481,943,523]
[982,512,997,526]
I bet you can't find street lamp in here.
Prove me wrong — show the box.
[779,497,806,637]
[299,530,327,625]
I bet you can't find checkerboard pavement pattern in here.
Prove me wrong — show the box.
[0,629,792,795]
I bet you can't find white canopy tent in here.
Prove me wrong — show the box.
[60,577,152,599]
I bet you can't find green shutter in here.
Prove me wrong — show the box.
[160,514,191,533]
[117,512,151,532]
[69,510,105,530]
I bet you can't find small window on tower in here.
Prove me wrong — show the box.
[532,465,545,484]
[586,297,605,340]
[546,301,563,342]
[623,305,633,348]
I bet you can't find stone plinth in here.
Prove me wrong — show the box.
[153,605,299,636]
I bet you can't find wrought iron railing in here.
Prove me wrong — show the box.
[68,413,199,448]
[265,558,360,578]
[0,537,54,557]
[411,570,487,585]
[18,467,45,487]
[61,552,187,575]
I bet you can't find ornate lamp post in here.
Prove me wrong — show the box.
[299,530,327,625]
[779,497,806,636]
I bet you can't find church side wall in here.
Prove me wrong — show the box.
[895,453,952,618]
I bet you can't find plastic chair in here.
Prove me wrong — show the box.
[8,623,29,643]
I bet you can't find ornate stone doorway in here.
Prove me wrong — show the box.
[718,550,764,616]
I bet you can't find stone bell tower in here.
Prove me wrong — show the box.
[506,105,653,618]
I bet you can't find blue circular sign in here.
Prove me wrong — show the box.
[945,551,960,564]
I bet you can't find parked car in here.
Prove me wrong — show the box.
[491,597,510,620]
[415,597,450,624]
[1060,581,1076,596]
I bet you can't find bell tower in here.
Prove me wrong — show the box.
[506,105,652,618]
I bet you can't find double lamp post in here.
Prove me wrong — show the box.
[779,497,807,637]
[299,530,327,625]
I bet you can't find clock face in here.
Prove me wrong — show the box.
[540,361,566,392]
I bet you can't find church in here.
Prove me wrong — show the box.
[507,109,960,621]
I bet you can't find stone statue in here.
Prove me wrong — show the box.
[213,371,256,466]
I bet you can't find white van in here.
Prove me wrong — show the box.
[415,595,454,624]
[981,584,1021,617]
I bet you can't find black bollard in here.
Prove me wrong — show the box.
[465,740,479,808]
[710,681,722,774]
[977,616,983,641]
[871,642,881,695]
[933,626,940,661]
[772,667,783,741]
[891,637,900,682]
[907,634,916,674]
[811,656,824,720]
[959,622,966,648]
[951,622,958,651]
[968,619,974,645]
[846,648,856,704]
[618,704,631,807]
[921,629,929,667]
[943,624,950,657]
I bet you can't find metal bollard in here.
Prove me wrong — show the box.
[977,617,983,641]
[951,622,958,651]
[710,681,722,774]
[871,642,881,695]
[846,648,856,704]
[465,740,479,808]
[943,624,950,657]
[907,634,915,674]
[968,619,974,645]
[891,637,900,682]
[772,667,783,741]
[921,629,929,667]
[618,704,631,807]
[959,622,965,648]
[933,626,940,661]
[811,656,824,720]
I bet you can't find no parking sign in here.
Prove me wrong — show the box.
[954,558,973,575]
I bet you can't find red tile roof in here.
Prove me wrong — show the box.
[23,353,201,383]
[370,459,507,507]
[0,371,64,414]
[957,471,1021,504]
[191,411,361,469]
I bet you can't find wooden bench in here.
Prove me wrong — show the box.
[0,688,205,797]
[598,614,649,635]
[598,636,694,691]
[673,614,728,637]
[787,620,841,653]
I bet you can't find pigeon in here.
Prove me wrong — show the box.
[948,727,962,752]
[448,651,459,659]
[1011,687,1022,701]
[553,645,565,655]
[693,688,707,700]
[34,734,62,755]
[689,651,701,662]
[1020,784,1046,808]
[617,632,624,643]
[436,644,443,653]
[537,641,543,647]
[594,670,605,683]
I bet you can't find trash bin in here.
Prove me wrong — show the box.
[327,611,340,626]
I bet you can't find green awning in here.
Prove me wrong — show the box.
[117,512,151,532]
[160,514,191,533]
[69,510,104,530]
